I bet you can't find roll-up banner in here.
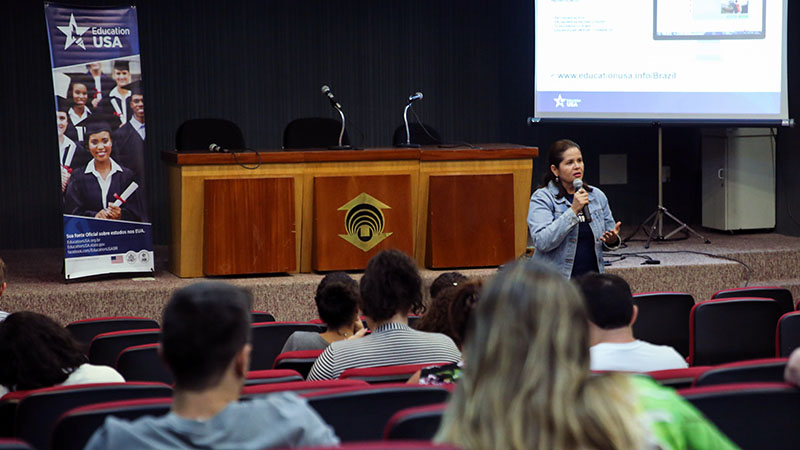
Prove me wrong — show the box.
[44,3,154,280]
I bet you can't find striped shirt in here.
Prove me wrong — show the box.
[306,322,461,380]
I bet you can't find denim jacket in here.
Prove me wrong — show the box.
[527,181,619,279]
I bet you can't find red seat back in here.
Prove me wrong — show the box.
[340,363,446,384]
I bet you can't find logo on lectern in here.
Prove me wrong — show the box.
[338,193,392,252]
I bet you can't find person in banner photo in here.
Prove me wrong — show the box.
[57,96,91,193]
[64,74,93,144]
[112,80,145,183]
[64,116,146,222]
[99,60,133,129]
[86,62,114,110]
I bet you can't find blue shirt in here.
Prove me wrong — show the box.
[527,181,619,279]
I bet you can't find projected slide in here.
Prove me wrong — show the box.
[533,0,787,121]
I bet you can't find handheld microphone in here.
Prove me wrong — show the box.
[572,178,592,223]
[407,92,423,103]
[208,143,227,153]
[321,85,341,109]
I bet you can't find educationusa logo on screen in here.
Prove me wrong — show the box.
[57,13,131,50]
[553,94,582,108]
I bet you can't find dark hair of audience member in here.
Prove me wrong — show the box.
[429,272,468,299]
[416,280,482,348]
[0,312,87,391]
[0,256,6,286]
[314,273,359,330]
[359,249,425,322]
[575,272,634,329]
[161,282,253,391]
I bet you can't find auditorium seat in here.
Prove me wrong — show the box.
[392,123,442,147]
[272,350,324,379]
[241,379,369,398]
[645,366,713,389]
[244,369,303,386]
[632,292,694,357]
[251,311,276,323]
[250,322,325,370]
[679,382,800,450]
[302,384,450,442]
[51,398,172,450]
[88,328,161,367]
[274,442,459,450]
[0,439,33,450]
[282,117,350,149]
[65,317,159,353]
[175,118,245,151]
[712,286,794,315]
[383,403,447,441]
[689,298,781,365]
[115,343,172,384]
[776,311,800,357]
[7,382,171,450]
[692,358,788,387]
[339,363,447,384]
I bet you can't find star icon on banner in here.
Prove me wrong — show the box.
[57,14,90,50]
[553,94,566,108]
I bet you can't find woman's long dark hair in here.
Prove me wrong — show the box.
[539,139,592,199]
[0,312,87,391]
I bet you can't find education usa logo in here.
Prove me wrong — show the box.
[57,13,131,50]
[553,94,582,108]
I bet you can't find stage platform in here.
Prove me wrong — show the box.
[2,228,799,326]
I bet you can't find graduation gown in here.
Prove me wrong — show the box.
[64,160,146,222]
[112,121,145,182]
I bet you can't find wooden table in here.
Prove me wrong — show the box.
[162,144,537,277]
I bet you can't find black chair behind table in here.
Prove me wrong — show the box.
[392,123,442,147]
[10,382,172,450]
[679,382,800,450]
[272,350,324,379]
[116,343,173,385]
[692,358,788,387]
[689,298,782,366]
[383,403,448,441]
[282,117,349,149]
[175,118,245,151]
[632,292,695,358]
[51,398,172,450]
[776,311,800,357]
[65,317,160,354]
[302,384,450,442]
[250,322,326,370]
[88,329,161,367]
[712,286,795,315]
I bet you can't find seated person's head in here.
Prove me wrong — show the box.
[436,260,642,449]
[576,272,636,335]
[429,272,467,300]
[161,282,252,391]
[314,272,359,330]
[416,279,481,349]
[785,348,800,386]
[0,312,86,391]
[359,249,424,325]
[0,256,6,296]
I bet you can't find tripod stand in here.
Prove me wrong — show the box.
[624,126,711,249]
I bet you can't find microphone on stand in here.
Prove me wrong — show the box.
[208,143,228,153]
[320,85,351,149]
[398,91,424,148]
[572,178,592,223]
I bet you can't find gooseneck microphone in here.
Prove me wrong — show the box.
[208,143,227,153]
[572,178,592,223]
[320,85,350,149]
[398,91,424,148]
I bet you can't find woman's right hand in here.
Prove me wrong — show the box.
[571,188,589,215]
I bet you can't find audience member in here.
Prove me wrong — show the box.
[785,347,800,386]
[85,281,339,449]
[434,259,736,450]
[412,280,482,385]
[307,250,461,380]
[0,312,124,397]
[414,271,468,334]
[0,257,7,321]
[281,272,365,353]
[429,271,468,300]
[576,273,688,372]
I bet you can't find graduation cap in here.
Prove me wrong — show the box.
[56,96,71,113]
[113,60,130,71]
[66,73,93,101]
[123,80,143,96]
[82,115,113,140]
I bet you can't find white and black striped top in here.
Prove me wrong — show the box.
[306,322,461,381]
